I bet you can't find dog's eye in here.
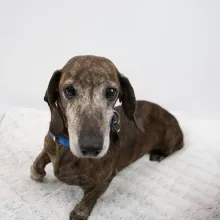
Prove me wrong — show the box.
[106,88,117,101]
[64,86,76,98]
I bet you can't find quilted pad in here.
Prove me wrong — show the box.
[0,108,220,220]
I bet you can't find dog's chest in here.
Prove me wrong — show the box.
[46,144,113,187]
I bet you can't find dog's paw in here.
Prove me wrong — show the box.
[149,151,166,162]
[30,165,46,182]
[69,211,88,220]
[69,205,90,220]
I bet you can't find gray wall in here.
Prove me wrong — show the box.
[1,0,219,119]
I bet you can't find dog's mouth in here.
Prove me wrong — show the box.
[67,121,109,158]
[69,132,110,159]
[68,110,120,159]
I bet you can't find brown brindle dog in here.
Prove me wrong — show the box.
[30,55,184,220]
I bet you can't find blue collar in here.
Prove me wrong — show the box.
[50,132,70,147]
[50,118,115,148]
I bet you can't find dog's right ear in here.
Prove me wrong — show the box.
[44,70,64,136]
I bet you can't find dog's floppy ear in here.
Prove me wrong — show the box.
[117,71,145,132]
[44,70,64,136]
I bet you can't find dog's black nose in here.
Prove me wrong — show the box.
[79,136,103,156]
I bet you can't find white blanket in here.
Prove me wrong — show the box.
[0,108,219,220]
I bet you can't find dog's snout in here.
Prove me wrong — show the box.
[79,136,103,157]
[81,147,101,156]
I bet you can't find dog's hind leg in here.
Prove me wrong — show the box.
[149,129,184,162]
[30,149,51,182]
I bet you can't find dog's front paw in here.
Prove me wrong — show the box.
[69,205,90,220]
[30,165,46,182]
[69,211,88,220]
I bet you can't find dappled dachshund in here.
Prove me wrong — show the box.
[30,55,184,220]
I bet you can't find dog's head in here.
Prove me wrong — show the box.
[44,55,140,158]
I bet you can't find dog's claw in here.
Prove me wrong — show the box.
[30,165,46,182]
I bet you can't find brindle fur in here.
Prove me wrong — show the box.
[30,55,184,220]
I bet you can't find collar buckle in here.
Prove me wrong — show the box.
[52,135,56,142]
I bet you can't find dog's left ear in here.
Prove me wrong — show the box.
[117,71,145,132]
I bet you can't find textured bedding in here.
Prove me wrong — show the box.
[0,108,219,220]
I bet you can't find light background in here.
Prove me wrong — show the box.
[1,0,219,119]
